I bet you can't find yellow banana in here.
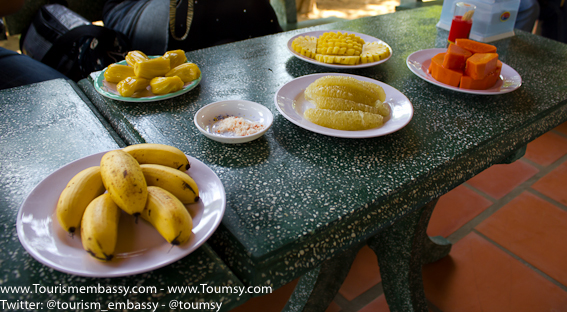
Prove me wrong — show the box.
[123,143,190,171]
[80,193,121,261]
[56,166,106,235]
[100,150,148,216]
[141,186,193,245]
[140,164,199,204]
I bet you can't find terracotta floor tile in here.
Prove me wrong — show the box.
[359,294,390,312]
[324,301,342,312]
[524,131,567,166]
[476,191,567,286]
[532,160,567,206]
[423,232,567,312]
[554,121,567,136]
[229,279,298,312]
[466,160,539,199]
[338,245,381,301]
[427,184,493,238]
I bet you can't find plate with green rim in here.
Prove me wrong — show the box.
[94,56,201,102]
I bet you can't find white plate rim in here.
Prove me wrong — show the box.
[194,99,274,144]
[406,48,522,95]
[94,57,201,102]
[274,73,414,138]
[287,30,393,69]
[16,151,226,278]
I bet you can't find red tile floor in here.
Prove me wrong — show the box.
[230,121,567,312]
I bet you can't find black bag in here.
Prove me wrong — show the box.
[20,4,130,82]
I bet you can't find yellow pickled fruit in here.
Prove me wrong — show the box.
[312,96,383,115]
[125,50,149,67]
[134,57,171,79]
[375,100,390,117]
[165,63,201,83]
[150,76,184,95]
[310,76,379,101]
[104,64,135,83]
[117,76,150,97]
[304,108,384,130]
[163,49,187,68]
[305,85,379,107]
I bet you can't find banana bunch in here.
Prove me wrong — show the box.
[291,31,390,65]
[56,143,199,261]
[104,49,201,97]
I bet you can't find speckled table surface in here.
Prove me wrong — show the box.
[0,79,249,311]
[79,5,567,308]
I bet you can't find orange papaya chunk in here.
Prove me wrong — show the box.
[465,53,499,80]
[429,53,463,87]
[460,61,502,90]
[455,38,497,54]
[443,43,473,70]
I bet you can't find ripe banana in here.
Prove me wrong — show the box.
[100,150,148,216]
[140,164,199,204]
[141,186,193,245]
[56,166,106,235]
[123,143,190,171]
[80,193,121,261]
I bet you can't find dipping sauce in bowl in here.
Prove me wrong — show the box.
[194,100,273,144]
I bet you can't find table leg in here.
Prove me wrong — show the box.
[282,243,364,312]
[367,199,451,312]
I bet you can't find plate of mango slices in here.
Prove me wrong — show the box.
[95,50,202,102]
[288,30,392,68]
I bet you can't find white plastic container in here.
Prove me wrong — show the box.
[437,0,521,42]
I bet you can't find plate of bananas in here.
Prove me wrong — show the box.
[94,50,202,102]
[275,73,413,138]
[16,144,226,277]
[288,30,392,68]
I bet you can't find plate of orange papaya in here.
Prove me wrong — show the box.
[406,39,521,95]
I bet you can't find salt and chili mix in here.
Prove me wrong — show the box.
[212,115,265,136]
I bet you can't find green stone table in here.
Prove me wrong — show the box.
[0,79,249,311]
[79,6,567,311]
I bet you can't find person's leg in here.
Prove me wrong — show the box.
[103,0,169,55]
[0,47,67,90]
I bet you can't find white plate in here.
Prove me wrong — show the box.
[94,57,201,102]
[287,30,392,69]
[194,100,273,144]
[16,152,226,278]
[406,48,522,95]
[274,73,413,138]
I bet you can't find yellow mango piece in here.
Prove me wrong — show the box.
[117,77,150,97]
[150,76,184,95]
[165,63,201,83]
[134,57,171,80]
[163,50,187,68]
[104,64,135,83]
[125,50,149,67]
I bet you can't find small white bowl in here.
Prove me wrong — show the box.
[194,100,273,144]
